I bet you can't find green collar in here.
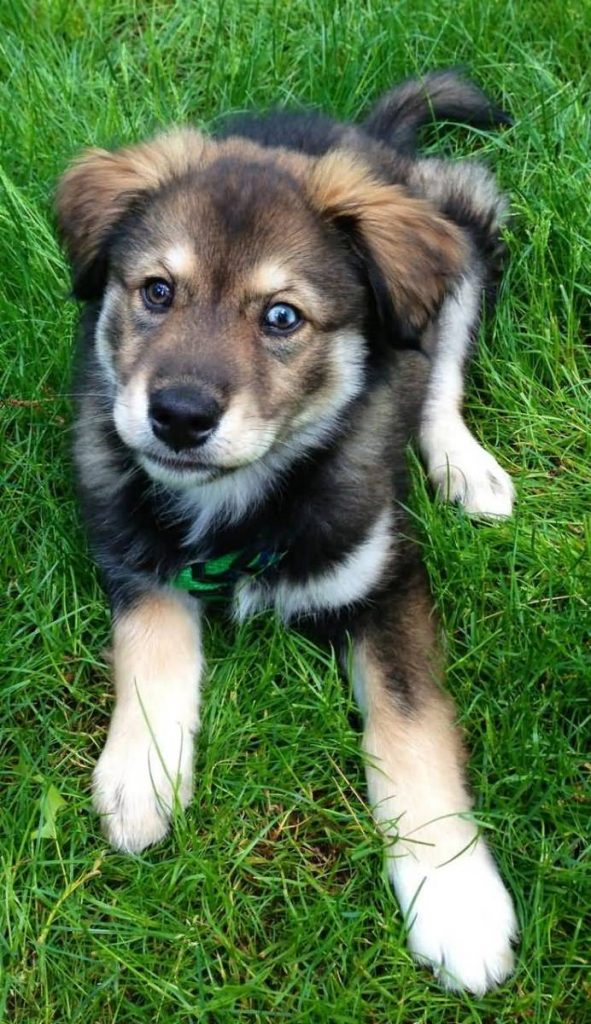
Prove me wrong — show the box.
[171,546,285,603]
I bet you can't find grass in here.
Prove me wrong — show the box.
[1,0,590,1020]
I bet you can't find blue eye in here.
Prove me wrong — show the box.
[263,302,302,335]
[142,278,174,311]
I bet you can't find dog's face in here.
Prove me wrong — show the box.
[58,131,466,488]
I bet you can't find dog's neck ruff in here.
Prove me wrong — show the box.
[172,545,285,602]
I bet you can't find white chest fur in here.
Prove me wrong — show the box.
[233,507,394,622]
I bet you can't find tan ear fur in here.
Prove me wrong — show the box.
[56,128,207,278]
[309,151,468,329]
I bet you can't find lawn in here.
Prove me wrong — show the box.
[1,0,589,1021]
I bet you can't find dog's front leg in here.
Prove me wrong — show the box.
[419,274,515,518]
[93,588,203,853]
[349,569,517,994]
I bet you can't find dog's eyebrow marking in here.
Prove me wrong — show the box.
[249,260,292,296]
[163,243,197,277]
[248,260,324,312]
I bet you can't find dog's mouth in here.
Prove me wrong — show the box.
[136,430,282,482]
[149,452,210,471]
[138,450,239,484]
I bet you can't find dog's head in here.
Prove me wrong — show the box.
[57,129,466,488]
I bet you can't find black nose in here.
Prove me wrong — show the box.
[149,386,222,451]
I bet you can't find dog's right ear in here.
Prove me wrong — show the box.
[56,129,206,300]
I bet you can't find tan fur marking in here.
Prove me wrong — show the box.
[353,628,517,991]
[309,151,468,328]
[249,260,292,297]
[93,590,202,852]
[248,260,327,320]
[355,641,474,866]
[211,389,277,466]
[163,242,198,278]
[113,592,199,700]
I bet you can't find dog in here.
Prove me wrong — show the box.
[57,70,518,994]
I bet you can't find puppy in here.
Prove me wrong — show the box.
[57,71,517,994]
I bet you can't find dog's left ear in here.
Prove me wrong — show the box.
[308,151,467,335]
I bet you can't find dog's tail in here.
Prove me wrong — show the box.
[362,70,512,155]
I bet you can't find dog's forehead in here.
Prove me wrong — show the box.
[119,153,333,290]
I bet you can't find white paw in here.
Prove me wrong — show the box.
[93,725,195,853]
[424,430,515,518]
[393,841,518,995]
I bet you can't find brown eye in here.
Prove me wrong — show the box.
[142,278,174,311]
